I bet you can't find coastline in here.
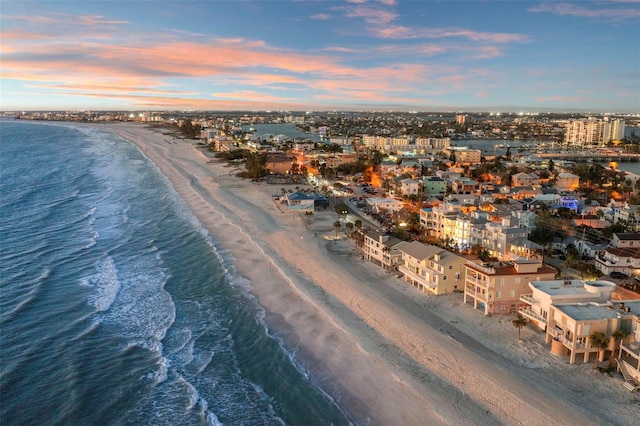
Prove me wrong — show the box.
[86,122,633,425]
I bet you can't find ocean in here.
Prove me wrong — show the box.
[0,121,349,425]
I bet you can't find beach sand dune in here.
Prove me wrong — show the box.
[101,123,637,425]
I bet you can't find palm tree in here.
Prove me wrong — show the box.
[345,222,354,236]
[512,314,528,341]
[589,331,609,368]
[304,211,314,224]
[611,329,629,358]
[333,221,342,238]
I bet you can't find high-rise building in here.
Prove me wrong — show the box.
[564,117,625,146]
[455,114,469,124]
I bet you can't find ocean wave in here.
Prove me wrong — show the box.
[81,257,121,312]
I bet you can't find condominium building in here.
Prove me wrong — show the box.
[361,135,450,153]
[464,258,556,315]
[564,117,625,146]
[397,242,467,295]
[455,114,469,124]
[442,147,482,164]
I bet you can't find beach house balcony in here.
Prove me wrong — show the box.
[398,264,426,282]
[465,275,490,289]
[518,306,546,325]
[519,293,537,305]
[617,341,640,391]
[548,328,586,351]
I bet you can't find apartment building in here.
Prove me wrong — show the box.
[564,117,625,146]
[420,203,463,239]
[470,216,528,261]
[397,242,467,295]
[442,147,482,164]
[464,258,556,315]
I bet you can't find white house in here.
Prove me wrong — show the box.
[595,247,640,277]
[399,178,420,197]
[366,197,405,214]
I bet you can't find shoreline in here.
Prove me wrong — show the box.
[81,122,633,425]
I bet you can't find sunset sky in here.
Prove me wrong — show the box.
[1,0,639,112]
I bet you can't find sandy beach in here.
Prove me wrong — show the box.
[96,122,638,425]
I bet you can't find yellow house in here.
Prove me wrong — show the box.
[398,241,466,295]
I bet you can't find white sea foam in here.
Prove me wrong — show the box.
[81,257,120,312]
[91,251,176,356]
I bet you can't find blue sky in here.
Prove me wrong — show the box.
[1,0,639,112]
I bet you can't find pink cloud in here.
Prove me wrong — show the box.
[339,4,398,25]
[528,3,640,21]
[310,13,331,20]
[372,26,528,43]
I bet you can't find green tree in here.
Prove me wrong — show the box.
[589,331,609,368]
[244,152,267,179]
[512,315,528,341]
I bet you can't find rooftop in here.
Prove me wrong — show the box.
[554,300,640,322]
[529,279,616,297]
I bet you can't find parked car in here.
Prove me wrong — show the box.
[610,271,628,279]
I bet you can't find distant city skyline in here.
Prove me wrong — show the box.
[1,1,639,113]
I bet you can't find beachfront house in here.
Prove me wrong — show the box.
[397,241,466,295]
[545,301,638,365]
[362,230,408,270]
[617,301,640,389]
[464,258,556,315]
[518,279,616,331]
